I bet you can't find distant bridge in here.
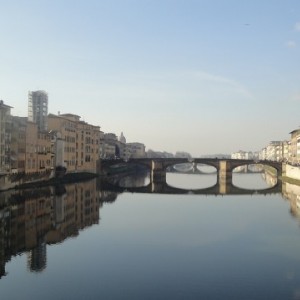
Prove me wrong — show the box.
[102,157,281,170]
[125,157,281,173]
[101,158,282,194]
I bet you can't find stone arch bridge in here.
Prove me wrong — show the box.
[101,158,282,193]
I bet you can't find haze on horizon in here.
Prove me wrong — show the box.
[0,0,299,157]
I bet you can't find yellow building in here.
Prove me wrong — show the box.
[45,180,100,244]
[25,122,52,174]
[48,113,100,173]
[10,118,52,175]
[10,116,27,173]
[0,101,12,174]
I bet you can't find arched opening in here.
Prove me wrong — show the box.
[166,162,217,190]
[196,163,217,174]
[168,163,193,173]
[232,164,277,189]
[118,172,150,188]
[110,161,150,188]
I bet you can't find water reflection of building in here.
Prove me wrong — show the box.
[118,173,149,188]
[232,164,263,173]
[27,240,47,272]
[261,171,300,221]
[0,201,10,278]
[0,179,101,279]
[261,172,278,187]
[46,180,100,244]
[24,188,52,251]
[99,191,118,204]
[282,182,300,219]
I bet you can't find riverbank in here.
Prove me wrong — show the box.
[283,163,300,185]
[0,162,147,192]
[264,163,300,186]
[14,172,98,190]
[0,171,100,192]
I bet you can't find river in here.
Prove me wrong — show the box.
[1,171,300,300]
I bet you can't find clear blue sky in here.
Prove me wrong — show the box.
[0,0,299,156]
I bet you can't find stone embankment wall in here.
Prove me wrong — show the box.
[285,164,300,182]
[0,170,97,191]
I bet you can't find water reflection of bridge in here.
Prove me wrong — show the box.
[100,178,282,196]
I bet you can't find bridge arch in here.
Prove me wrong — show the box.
[127,158,153,170]
[161,159,190,171]
[193,159,220,172]
[193,162,219,173]
[228,159,282,176]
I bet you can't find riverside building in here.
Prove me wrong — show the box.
[290,129,300,164]
[48,113,100,173]
[0,101,12,174]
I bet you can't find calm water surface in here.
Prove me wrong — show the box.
[1,172,300,300]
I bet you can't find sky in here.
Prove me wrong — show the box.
[0,0,299,157]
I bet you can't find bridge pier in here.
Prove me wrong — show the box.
[150,160,167,184]
[150,180,166,193]
[150,160,167,192]
[218,161,232,194]
[192,162,198,173]
[151,170,166,183]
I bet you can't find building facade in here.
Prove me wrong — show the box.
[10,116,27,173]
[126,142,146,158]
[282,140,291,162]
[290,129,300,164]
[48,113,100,173]
[0,101,12,174]
[25,122,52,174]
[101,133,118,159]
[259,141,284,162]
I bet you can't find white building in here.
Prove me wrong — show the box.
[102,133,118,159]
[127,143,146,158]
[265,141,283,161]
[290,129,300,164]
[231,150,257,160]
[259,147,267,160]
[282,140,291,162]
